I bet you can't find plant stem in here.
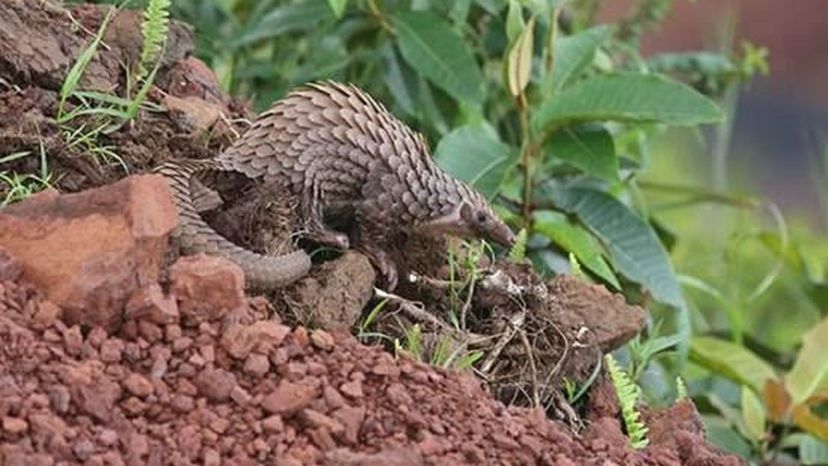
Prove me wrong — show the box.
[517,93,533,226]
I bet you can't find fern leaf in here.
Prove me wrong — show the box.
[605,354,650,449]
[508,228,528,262]
[138,0,171,81]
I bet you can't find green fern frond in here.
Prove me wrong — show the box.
[508,228,528,262]
[675,376,688,400]
[138,0,171,80]
[605,354,650,449]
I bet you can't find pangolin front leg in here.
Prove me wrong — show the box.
[352,205,398,290]
[300,176,350,250]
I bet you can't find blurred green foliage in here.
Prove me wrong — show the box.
[67,0,828,462]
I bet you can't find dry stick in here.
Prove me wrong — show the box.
[373,288,490,345]
[519,327,541,407]
[479,307,526,374]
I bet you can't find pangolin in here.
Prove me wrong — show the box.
[155,81,515,290]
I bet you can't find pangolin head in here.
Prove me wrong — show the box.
[420,183,516,248]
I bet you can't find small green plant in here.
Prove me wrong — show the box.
[606,353,650,450]
[56,0,171,173]
[137,0,171,80]
[445,240,490,330]
[356,298,391,343]
[508,228,528,262]
[0,142,59,206]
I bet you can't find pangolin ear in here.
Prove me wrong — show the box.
[459,201,474,223]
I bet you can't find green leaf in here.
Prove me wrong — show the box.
[690,336,777,392]
[383,45,418,116]
[702,416,754,458]
[233,0,333,47]
[785,316,828,404]
[546,186,683,307]
[392,11,485,104]
[327,0,347,18]
[785,434,828,465]
[533,72,724,132]
[505,0,524,43]
[533,210,620,289]
[546,125,618,181]
[741,386,766,441]
[434,125,517,199]
[506,15,534,97]
[544,25,612,94]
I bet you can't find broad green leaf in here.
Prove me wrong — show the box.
[392,11,485,104]
[533,210,620,289]
[533,72,724,132]
[383,46,418,116]
[546,125,618,181]
[505,0,524,43]
[233,0,333,46]
[546,186,683,307]
[741,386,766,441]
[327,0,347,18]
[690,336,777,392]
[784,434,828,465]
[544,25,612,94]
[434,125,517,199]
[785,316,828,404]
[506,15,535,97]
[702,415,754,458]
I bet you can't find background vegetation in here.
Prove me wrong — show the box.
[12,0,828,463]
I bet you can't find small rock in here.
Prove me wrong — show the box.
[72,379,122,423]
[100,338,125,363]
[340,380,363,399]
[310,329,335,351]
[63,325,83,355]
[73,439,96,461]
[195,368,237,402]
[262,381,317,417]
[125,284,179,324]
[323,385,346,410]
[300,409,343,435]
[244,353,270,377]
[262,415,284,433]
[31,301,62,329]
[204,448,221,466]
[221,321,290,359]
[123,373,154,397]
[2,417,28,434]
[332,406,365,446]
[170,254,245,319]
[99,429,119,446]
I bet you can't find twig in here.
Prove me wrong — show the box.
[519,328,541,407]
[480,308,526,374]
[373,288,490,345]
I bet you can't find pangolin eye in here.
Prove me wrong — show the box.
[476,212,488,223]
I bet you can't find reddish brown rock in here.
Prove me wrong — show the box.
[169,254,245,319]
[262,381,317,417]
[221,321,290,359]
[125,284,179,324]
[194,368,237,402]
[0,175,177,330]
